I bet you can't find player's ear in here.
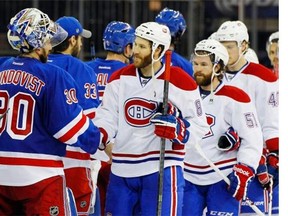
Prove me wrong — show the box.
[69,36,77,46]
[215,63,221,72]
[154,45,163,59]
[124,44,132,57]
[34,47,43,55]
[241,41,248,53]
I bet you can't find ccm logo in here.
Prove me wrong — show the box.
[124,98,157,127]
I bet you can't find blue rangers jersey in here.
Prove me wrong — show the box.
[161,51,193,77]
[86,58,127,103]
[184,84,263,185]
[171,51,194,77]
[93,64,209,178]
[48,54,100,169]
[48,54,99,119]
[0,57,101,186]
[0,56,13,65]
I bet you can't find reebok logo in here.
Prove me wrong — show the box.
[233,166,250,176]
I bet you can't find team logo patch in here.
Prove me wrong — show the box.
[49,206,59,216]
[124,97,157,127]
[162,28,167,33]
[80,200,87,208]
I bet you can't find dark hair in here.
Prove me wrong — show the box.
[52,36,79,53]
[146,40,165,59]
[158,44,165,58]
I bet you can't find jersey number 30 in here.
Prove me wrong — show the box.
[0,90,34,140]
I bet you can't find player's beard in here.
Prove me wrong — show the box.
[133,53,152,69]
[194,72,212,87]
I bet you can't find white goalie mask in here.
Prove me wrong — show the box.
[7,8,68,53]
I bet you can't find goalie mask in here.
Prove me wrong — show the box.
[7,8,68,53]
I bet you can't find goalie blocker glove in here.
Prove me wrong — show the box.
[217,127,241,152]
[228,163,255,201]
[150,113,190,145]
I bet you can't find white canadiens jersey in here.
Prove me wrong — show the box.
[223,62,279,151]
[184,84,263,185]
[93,64,209,178]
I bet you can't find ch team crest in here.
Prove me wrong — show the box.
[124,98,157,127]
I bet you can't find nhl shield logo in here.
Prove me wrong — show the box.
[80,200,87,208]
[49,206,59,216]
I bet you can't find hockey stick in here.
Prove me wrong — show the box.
[194,142,265,216]
[268,178,273,216]
[157,50,172,216]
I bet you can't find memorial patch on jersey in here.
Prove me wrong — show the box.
[124,98,157,127]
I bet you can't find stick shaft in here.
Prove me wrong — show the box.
[268,178,273,216]
[157,50,172,216]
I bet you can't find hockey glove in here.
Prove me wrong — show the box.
[228,163,255,201]
[157,101,182,118]
[150,114,190,144]
[256,149,270,189]
[267,151,279,186]
[217,127,241,152]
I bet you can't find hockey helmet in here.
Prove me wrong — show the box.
[268,31,279,43]
[135,22,171,60]
[214,20,249,47]
[266,31,279,54]
[194,39,229,66]
[7,8,67,53]
[155,7,186,39]
[208,32,217,40]
[103,21,135,53]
